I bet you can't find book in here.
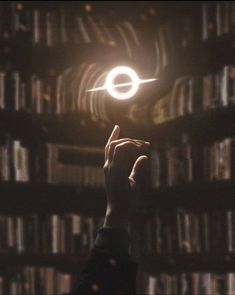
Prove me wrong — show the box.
[45,143,105,187]
[0,266,74,295]
[0,213,104,255]
[140,271,235,295]
[132,208,235,257]
[0,138,105,187]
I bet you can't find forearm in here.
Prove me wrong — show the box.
[69,126,148,294]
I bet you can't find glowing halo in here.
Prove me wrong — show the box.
[87,66,157,100]
[105,66,139,100]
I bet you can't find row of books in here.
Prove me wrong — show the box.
[176,2,235,47]
[150,136,235,187]
[0,267,73,295]
[2,135,233,188]
[0,139,30,183]
[202,65,235,110]
[0,213,103,255]
[9,2,142,50]
[150,76,200,126]
[45,143,104,187]
[0,139,105,187]
[131,209,235,256]
[149,65,235,126]
[202,63,232,109]
[6,2,235,48]
[0,69,111,121]
[3,3,213,81]
[1,1,175,74]
[4,65,235,124]
[0,71,62,114]
[10,2,235,47]
[2,135,234,188]
[141,272,235,295]
[203,138,235,181]
[6,60,235,125]
[151,134,193,187]
[201,1,234,40]
[61,63,110,121]
[150,134,193,187]
[34,3,235,122]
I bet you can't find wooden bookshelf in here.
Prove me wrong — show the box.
[2,252,235,274]
[0,254,86,271]
[181,32,235,76]
[1,179,235,215]
[144,180,235,210]
[6,26,235,89]
[125,105,235,143]
[8,41,124,75]
[0,182,106,215]
[1,2,235,293]
[2,252,235,275]
[1,105,235,145]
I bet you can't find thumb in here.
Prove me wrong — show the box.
[129,155,148,185]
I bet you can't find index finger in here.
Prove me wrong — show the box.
[105,125,120,162]
[107,125,120,144]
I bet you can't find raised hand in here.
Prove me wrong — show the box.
[103,125,150,230]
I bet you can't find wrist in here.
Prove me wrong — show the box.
[103,209,129,231]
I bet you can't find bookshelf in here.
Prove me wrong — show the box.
[1,1,235,294]
[0,182,106,214]
[2,252,235,274]
[144,180,235,210]
[0,254,85,271]
[179,32,235,76]
[2,104,235,145]
[2,179,235,213]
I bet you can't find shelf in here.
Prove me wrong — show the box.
[2,106,235,144]
[140,253,235,274]
[0,110,112,146]
[4,28,235,78]
[144,180,235,210]
[32,112,112,146]
[179,32,235,76]
[121,105,235,143]
[0,254,86,272]
[1,179,235,214]
[2,252,235,274]
[5,41,121,74]
[0,182,106,215]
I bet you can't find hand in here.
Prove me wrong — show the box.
[103,125,150,230]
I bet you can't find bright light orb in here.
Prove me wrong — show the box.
[105,66,139,100]
[87,66,157,100]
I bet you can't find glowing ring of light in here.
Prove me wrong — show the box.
[105,66,139,100]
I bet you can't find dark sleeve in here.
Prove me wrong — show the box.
[69,227,138,295]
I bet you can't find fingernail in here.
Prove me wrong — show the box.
[145,141,150,145]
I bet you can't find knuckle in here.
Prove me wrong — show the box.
[114,144,123,153]
[115,142,133,153]
[103,161,109,171]
[103,166,108,176]
[109,141,116,150]
[103,161,116,176]
[108,162,116,173]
